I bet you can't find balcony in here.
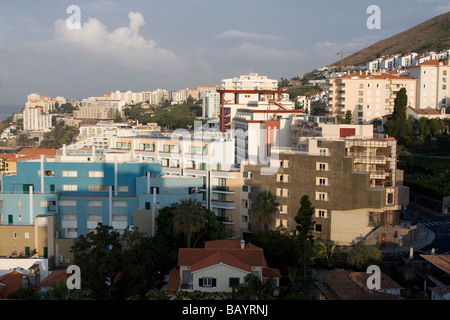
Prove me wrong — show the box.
[211,200,236,210]
[216,215,235,225]
[211,186,235,194]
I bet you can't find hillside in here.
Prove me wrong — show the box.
[332,11,450,67]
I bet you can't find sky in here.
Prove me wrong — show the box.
[0,0,449,115]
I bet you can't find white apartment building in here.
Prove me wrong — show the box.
[326,71,417,124]
[202,91,220,119]
[23,107,53,132]
[25,93,56,114]
[409,59,450,111]
[217,73,293,132]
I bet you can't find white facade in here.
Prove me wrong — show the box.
[23,107,53,132]
[202,91,220,119]
[409,59,450,111]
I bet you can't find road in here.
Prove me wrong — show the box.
[415,208,450,255]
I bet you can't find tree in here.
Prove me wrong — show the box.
[294,195,316,279]
[71,224,123,299]
[246,230,302,272]
[397,144,413,172]
[235,274,276,300]
[343,110,353,124]
[173,198,207,248]
[156,201,226,250]
[384,88,411,145]
[249,191,280,232]
[347,246,382,270]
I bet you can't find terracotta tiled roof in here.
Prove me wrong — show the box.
[418,59,443,66]
[349,271,403,290]
[415,108,442,115]
[39,269,68,287]
[314,269,403,300]
[420,255,450,274]
[165,269,180,291]
[178,240,271,273]
[0,270,28,299]
[17,148,57,158]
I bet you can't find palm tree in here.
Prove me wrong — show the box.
[173,198,206,248]
[396,144,413,171]
[249,191,280,232]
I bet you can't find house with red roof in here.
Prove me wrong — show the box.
[166,239,280,293]
[0,270,33,299]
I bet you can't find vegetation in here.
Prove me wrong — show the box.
[385,88,412,145]
[294,195,316,279]
[124,101,204,130]
[40,121,79,149]
[71,224,172,299]
[156,199,226,250]
[346,246,383,271]
[249,191,280,232]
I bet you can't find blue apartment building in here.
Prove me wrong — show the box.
[0,157,202,239]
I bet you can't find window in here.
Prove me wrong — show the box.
[317,177,328,186]
[229,278,240,288]
[62,171,78,177]
[13,232,17,239]
[113,201,127,208]
[38,170,54,177]
[40,201,48,208]
[118,185,129,192]
[89,171,104,178]
[25,232,30,239]
[89,185,109,192]
[316,209,328,218]
[317,162,329,171]
[87,200,102,207]
[59,200,77,207]
[368,212,381,227]
[316,192,328,201]
[17,200,21,208]
[315,224,322,232]
[62,185,78,191]
[202,277,213,287]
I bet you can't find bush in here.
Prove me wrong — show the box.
[347,246,382,270]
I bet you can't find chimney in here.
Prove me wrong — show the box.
[240,240,245,249]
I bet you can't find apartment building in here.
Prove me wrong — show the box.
[108,132,244,239]
[0,151,203,261]
[22,106,53,132]
[73,105,122,121]
[326,72,417,123]
[25,93,56,114]
[409,59,450,111]
[242,123,409,245]
[202,91,220,119]
[217,73,292,132]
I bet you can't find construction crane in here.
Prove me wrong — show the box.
[336,51,351,72]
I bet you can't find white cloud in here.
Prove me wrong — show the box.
[50,11,185,75]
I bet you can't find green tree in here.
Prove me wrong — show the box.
[235,274,276,300]
[343,110,353,124]
[173,198,207,248]
[71,224,123,299]
[294,195,316,279]
[249,191,280,232]
[246,230,302,272]
[156,201,225,250]
[347,246,382,270]
[397,144,413,172]
[384,88,411,145]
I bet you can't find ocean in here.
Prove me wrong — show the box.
[0,105,24,122]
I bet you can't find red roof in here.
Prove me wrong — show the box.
[39,269,68,287]
[0,270,28,299]
[178,240,270,273]
[418,59,443,66]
